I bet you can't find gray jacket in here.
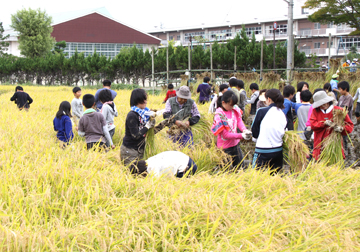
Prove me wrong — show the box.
[101,103,118,131]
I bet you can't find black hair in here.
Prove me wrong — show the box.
[283,85,295,98]
[297,82,309,92]
[300,90,312,102]
[249,83,259,90]
[338,81,350,92]
[237,80,245,89]
[129,160,148,175]
[83,94,95,108]
[265,89,284,109]
[102,79,112,86]
[56,101,72,119]
[323,83,332,92]
[99,89,113,103]
[204,77,210,83]
[259,89,267,95]
[130,88,147,107]
[217,90,238,110]
[313,88,323,96]
[168,83,174,89]
[15,86,23,92]
[219,84,229,92]
[229,78,237,87]
[72,87,81,94]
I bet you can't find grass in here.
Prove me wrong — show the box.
[0,85,360,250]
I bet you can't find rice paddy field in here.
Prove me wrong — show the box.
[0,84,360,251]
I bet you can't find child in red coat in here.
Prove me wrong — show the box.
[310,91,354,161]
[163,83,176,103]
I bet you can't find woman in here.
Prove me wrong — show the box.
[310,91,353,161]
[293,81,309,103]
[251,89,287,173]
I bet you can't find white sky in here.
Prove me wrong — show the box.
[1,0,293,31]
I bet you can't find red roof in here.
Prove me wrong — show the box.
[52,13,160,44]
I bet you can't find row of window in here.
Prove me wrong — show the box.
[340,38,360,48]
[63,43,144,58]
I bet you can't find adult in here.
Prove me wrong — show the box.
[310,91,353,161]
[94,80,117,111]
[197,77,211,104]
[350,58,358,73]
[163,86,201,148]
[330,74,339,99]
[293,82,309,103]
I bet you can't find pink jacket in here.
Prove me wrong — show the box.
[211,106,247,149]
[305,105,314,127]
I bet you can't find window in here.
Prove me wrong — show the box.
[244,27,262,36]
[169,36,173,40]
[268,24,287,35]
[327,41,334,48]
[302,8,309,14]
[314,42,321,49]
[327,22,334,28]
[208,29,232,40]
[314,23,321,29]
[184,31,205,41]
[177,35,180,40]
[340,37,360,49]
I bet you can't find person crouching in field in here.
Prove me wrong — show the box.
[71,87,83,127]
[211,91,252,170]
[120,89,156,165]
[99,89,118,148]
[78,94,115,150]
[53,101,74,148]
[129,151,197,178]
[251,89,287,174]
[10,86,33,111]
[163,86,200,148]
[310,90,354,161]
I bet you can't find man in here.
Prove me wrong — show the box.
[163,86,201,148]
[196,77,211,104]
[94,80,117,111]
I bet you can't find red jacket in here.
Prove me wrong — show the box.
[310,106,354,160]
[164,90,176,102]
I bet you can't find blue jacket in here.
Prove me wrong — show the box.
[53,115,74,143]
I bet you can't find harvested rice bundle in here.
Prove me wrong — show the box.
[283,131,310,173]
[319,107,348,166]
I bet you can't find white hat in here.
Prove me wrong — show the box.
[259,93,266,102]
[353,58,358,62]
[312,91,334,108]
[176,86,191,99]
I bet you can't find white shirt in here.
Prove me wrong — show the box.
[146,151,190,177]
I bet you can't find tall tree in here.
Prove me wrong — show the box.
[304,0,360,35]
[0,22,9,55]
[11,8,55,58]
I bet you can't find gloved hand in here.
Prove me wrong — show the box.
[334,126,344,132]
[144,111,156,117]
[305,126,312,131]
[242,129,252,140]
[324,120,332,127]
[145,119,156,129]
[241,132,252,140]
[156,109,165,116]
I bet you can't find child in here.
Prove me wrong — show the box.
[256,89,267,111]
[78,94,114,150]
[246,83,260,116]
[211,91,252,169]
[129,151,197,178]
[121,89,156,165]
[353,86,360,124]
[208,84,229,114]
[310,91,353,161]
[296,90,312,140]
[330,74,339,99]
[229,77,240,108]
[197,77,212,104]
[71,87,83,127]
[10,86,33,111]
[338,81,354,152]
[53,101,74,148]
[163,83,176,103]
[99,89,118,147]
[252,89,287,173]
[323,83,338,106]
[237,80,247,114]
[282,85,296,130]
[293,82,309,103]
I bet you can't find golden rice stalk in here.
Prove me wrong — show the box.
[283,131,310,173]
[145,115,156,159]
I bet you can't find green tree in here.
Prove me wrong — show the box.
[11,8,55,58]
[304,0,360,35]
[0,22,9,55]
[53,41,67,55]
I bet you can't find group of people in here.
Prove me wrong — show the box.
[10,74,357,177]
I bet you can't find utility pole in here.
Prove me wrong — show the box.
[273,26,276,70]
[151,47,154,95]
[210,43,213,82]
[260,40,263,81]
[166,45,169,83]
[328,33,332,69]
[234,46,237,72]
[285,0,294,85]
[189,35,192,83]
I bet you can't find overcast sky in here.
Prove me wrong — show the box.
[1,0,294,31]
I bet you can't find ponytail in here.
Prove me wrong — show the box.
[265,89,284,109]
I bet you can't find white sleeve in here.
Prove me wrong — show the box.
[208,95,217,113]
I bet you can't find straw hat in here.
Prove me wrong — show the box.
[312,91,334,108]
[176,86,191,99]
[332,74,339,79]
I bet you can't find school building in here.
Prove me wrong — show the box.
[4,7,161,58]
[147,0,356,66]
